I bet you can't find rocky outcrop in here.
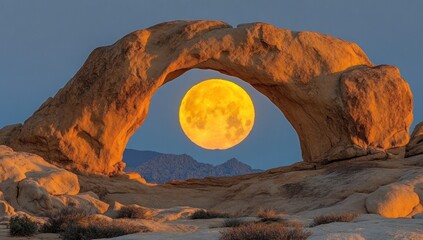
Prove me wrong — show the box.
[366,183,420,218]
[0,145,110,216]
[406,122,423,157]
[0,200,15,221]
[0,145,80,209]
[92,154,423,218]
[0,20,413,175]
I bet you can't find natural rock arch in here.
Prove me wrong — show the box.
[2,21,413,175]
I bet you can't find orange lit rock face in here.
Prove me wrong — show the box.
[1,21,413,175]
[406,122,423,157]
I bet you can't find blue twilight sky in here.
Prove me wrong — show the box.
[0,1,422,169]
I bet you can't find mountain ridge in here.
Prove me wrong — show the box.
[124,149,261,183]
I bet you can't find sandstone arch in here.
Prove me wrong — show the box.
[2,21,413,175]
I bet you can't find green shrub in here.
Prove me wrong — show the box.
[190,209,231,219]
[60,219,149,240]
[312,212,360,226]
[117,205,151,219]
[41,206,88,233]
[220,222,311,240]
[257,208,280,222]
[9,215,38,237]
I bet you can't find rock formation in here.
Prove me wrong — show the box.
[0,145,107,215]
[0,20,413,175]
[406,121,423,157]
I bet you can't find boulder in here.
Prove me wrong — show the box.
[56,192,110,214]
[104,201,125,218]
[0,145,80,199]
[117,172,147,184]
[0,20,412,175]
[405,121,423,157]
[366,183,419,218]
[0,200,15,221]
[16,179,55,214]
[0,145,110,216]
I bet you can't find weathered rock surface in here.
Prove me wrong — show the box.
[79,153,423,218]
[0,145,111,217]
[406,122,423,157]
[365,169,423,218]
[0,20,413,175]
[0,200,15,221]
[309,214,423,240]
[366,183,420,218]
[0,145,80,210]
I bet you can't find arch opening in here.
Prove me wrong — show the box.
[125,69,300,172]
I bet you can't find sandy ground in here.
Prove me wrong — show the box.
[108,219,223,240]
[0,222,59,240]
[2,215,422,240]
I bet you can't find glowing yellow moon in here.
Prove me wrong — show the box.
[179,79,255,150]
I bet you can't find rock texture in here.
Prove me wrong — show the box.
[309,215,423,240]
[75,153,423,219]
[366,184,420,218]
[0,20,413,175]
[0,145,110,216]
[406,122,423,157]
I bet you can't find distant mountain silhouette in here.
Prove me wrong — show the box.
[123,149,161,168]
[123,149,262,183]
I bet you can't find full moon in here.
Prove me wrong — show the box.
[179,79,255,150]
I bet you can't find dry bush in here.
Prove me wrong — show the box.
[9,215,38,236]
[41,206,88,233]
[60,218,150,240]
[257,208,280,222]
[312,212,360,226]
[117,205,151,219]
[41,205,150,240]
[220,222,311,240]
[190,209,231,219]
[222,218,244,228]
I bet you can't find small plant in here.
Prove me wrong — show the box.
[60,219,150,240]
[220,222,311,240]
[312,212,360,226]
[190,209,231,219]
[257,208,280,222]
[9,215,38,237]
[222,218,244,228]
[41,206,88,233]
[117,205,151,219]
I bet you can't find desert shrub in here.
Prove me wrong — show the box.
[190,209,231,219]
[117,205,150,219]
[257,208,280,222]
[312,212,360,226]
[222,218,244,228]
[60,219,149,240]
[41,206,88,233]
[9,215,38,236]
[220,222,311,240]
